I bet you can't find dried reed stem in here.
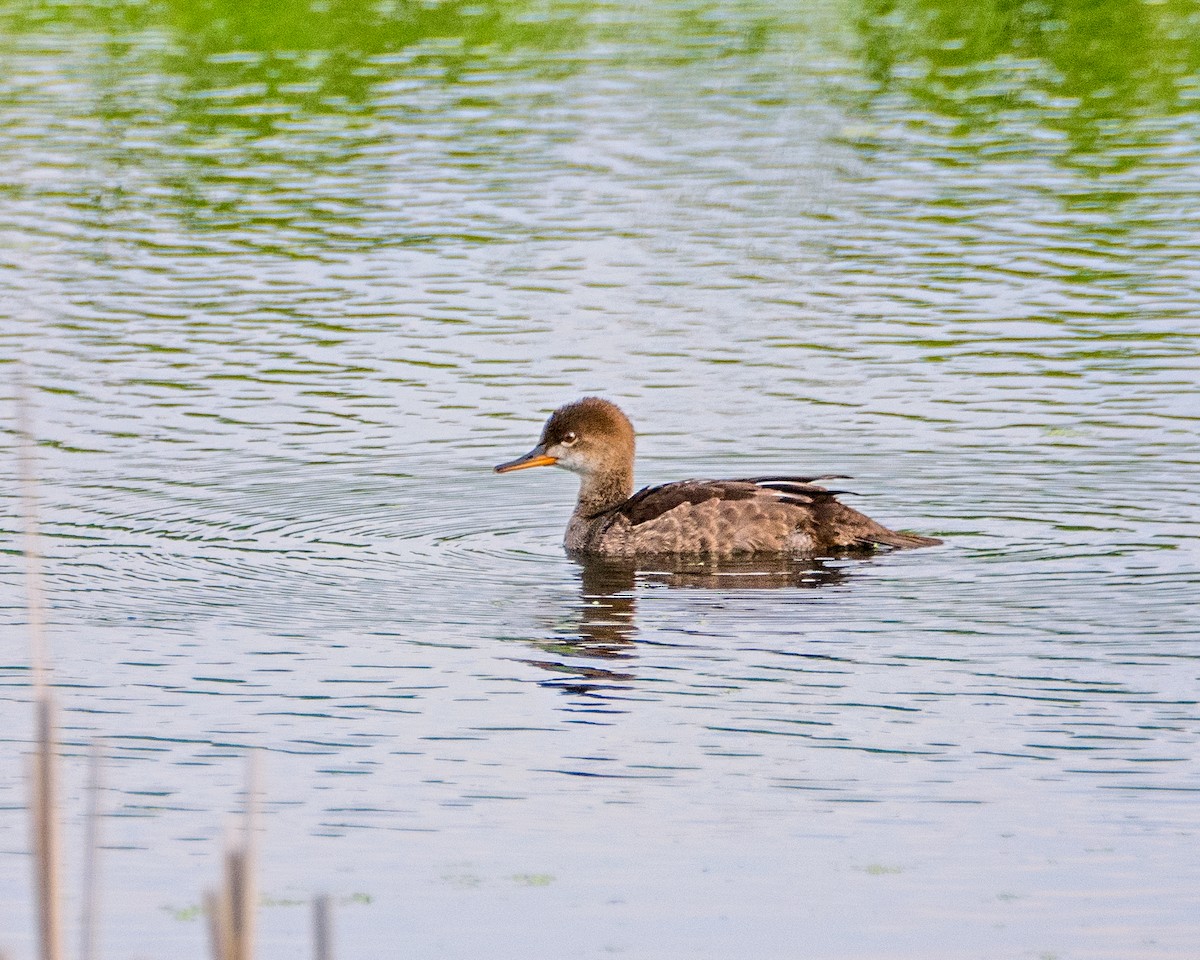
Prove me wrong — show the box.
[239,751,260,960]
[206,753,261,960]
[204,888,233,960]
[16,374,49,688]
[312,894,333,960]
[18,373,63,960]
[31,697,62,960]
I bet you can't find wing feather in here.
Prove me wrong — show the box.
[596,475,854,527]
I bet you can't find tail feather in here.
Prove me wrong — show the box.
[858,528,943,549]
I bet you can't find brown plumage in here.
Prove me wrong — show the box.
[494,397,941,558]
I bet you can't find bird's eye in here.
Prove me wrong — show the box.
[561,432,578,446]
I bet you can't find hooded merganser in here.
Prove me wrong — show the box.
[495,397,941,557]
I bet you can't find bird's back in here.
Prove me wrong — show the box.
[566,476,940,558]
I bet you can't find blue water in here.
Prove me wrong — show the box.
[2,1,1198,956]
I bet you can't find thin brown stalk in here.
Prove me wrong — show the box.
[16,373,49,689]
[312,894,333,960]
[18,373,62,960]
[238,751,260,960]
[207,754,261,960]
[204,887,232,960]
[31,697,62,960]
[225,847,247,960]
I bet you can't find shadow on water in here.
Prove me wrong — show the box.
[519,555,854,697]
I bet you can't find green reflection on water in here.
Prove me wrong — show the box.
[8,0,1197,127]
[0,0,601,241]
[4,0,590,118]
[854,0,1200,171]
[158,0,589,123]
[3,0,1198,243]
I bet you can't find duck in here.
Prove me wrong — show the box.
[494,397,942,558]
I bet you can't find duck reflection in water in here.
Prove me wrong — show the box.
[519,554,853,698]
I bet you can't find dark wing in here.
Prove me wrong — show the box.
[741,476,855,504]
[584,475,939,553]
[599,476,854,527]
[747,476,941,549]
[610,480,755,526]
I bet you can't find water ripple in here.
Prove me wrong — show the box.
[3,1,1200,955]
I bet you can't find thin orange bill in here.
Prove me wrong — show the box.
[494,447,558,473]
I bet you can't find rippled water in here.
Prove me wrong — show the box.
[2,0,1199,957]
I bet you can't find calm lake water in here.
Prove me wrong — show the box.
[2,0,1199,956]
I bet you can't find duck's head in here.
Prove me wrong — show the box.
[494,397,635,478]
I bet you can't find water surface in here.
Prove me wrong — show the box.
[2,0,1199,957]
